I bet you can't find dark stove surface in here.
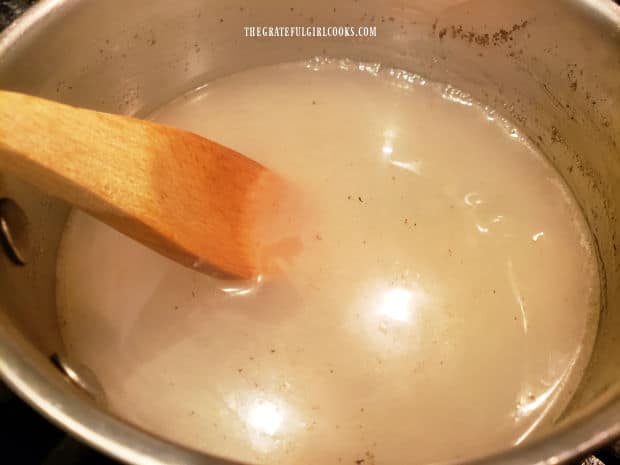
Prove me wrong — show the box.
[1,1,619,464]
[0,380,117,464]
[0,0,35,29]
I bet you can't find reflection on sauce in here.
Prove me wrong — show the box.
[378,287,418,323]
[56,58,600,465]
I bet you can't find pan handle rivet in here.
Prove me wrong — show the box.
[50,353,107,406]
[0,198,30,266]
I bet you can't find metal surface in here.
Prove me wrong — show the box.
[0,198,29,265]
[0,1,618,465]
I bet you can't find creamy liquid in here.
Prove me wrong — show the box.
[57,58,600,465]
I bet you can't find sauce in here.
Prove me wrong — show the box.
[57,58,600,465]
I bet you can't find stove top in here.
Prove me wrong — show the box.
[0,380,117,464]
[0,1,619,464]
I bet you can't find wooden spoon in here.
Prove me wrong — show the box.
[0,90,302,279]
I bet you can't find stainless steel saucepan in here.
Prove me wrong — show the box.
[0,1,619,464]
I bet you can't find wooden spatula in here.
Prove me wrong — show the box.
[0,90,303,279]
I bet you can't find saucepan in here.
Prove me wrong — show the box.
[0,0,619,464]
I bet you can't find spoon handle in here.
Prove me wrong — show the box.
[0,90,278,278]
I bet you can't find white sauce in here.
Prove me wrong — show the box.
[57,58,600,465]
